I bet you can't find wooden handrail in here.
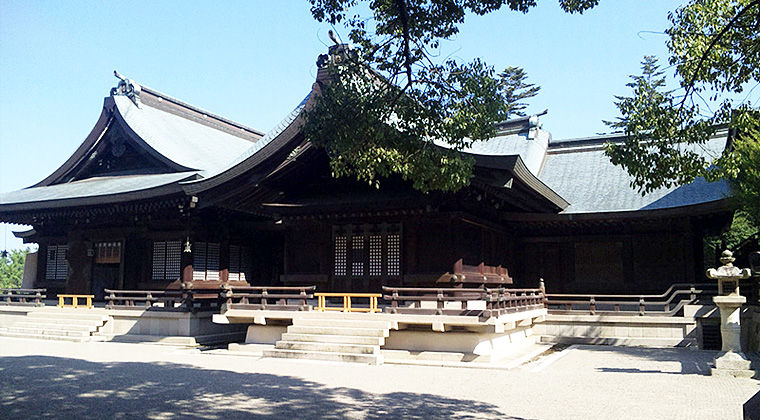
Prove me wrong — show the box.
[544,283,719,316]
[222,285,315,312]
[0,288,46,306]
[382,286,544,318]
[315,292,382,313]
[105,288,222,313]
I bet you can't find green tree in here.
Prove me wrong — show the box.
[605,0,760,224]
[0,249,28,289]
[305,0,597,193]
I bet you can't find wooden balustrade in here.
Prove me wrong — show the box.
[222,285,315,311]
[0,288,46,306]
[544,283,718,316]
[382,286,544,317]
[315,292,382,313]
[105,288,221,313]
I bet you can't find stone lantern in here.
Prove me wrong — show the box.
[706,250,754,378]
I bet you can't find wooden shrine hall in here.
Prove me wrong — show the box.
[0,49,733,301]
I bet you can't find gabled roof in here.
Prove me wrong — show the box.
[539,130,731,214]
[0,74,264,217]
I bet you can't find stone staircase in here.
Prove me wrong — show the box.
[0,310,111,342]
[264,317,391,364]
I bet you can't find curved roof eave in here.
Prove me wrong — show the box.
[459,150,570,211]
[33,102,114,187]
[0,172,198,215]
[182,90,315,195]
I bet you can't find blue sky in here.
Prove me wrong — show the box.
[0,0,685,250]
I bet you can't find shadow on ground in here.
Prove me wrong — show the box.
[0,356,526,419]
[584,345,717,375]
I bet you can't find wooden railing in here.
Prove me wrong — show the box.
[315,292,382,313]
[222,285,316,311]
[544,283,719,316]
[104,288,221,313]
[382,286,544,317]
[0,288,46,306]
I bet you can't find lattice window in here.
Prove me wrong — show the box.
[332,224,402,278]
[229,245,241,281]
[334,235,347,276]
[229,245,253,282]
[387,233,401,276]
[165,241,181,281]
[369,235,383,276]
[151,240,181,282]
[351,236,365,276]
[45,244,68,282]
[193,242,221,281]
[193,242,207,281]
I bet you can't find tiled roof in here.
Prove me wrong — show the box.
[113,95,253,173]
[539,133,730,213]
[0,172,197,210]
[183,93,311,192]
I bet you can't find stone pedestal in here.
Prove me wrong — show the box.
[711,295,754,378]
[707,251,755,378]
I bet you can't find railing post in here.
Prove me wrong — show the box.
[391,289,399,314]
[539,278,547,308]
[299,287,307,311]
[35,290,42,306]
[589,296,596,315]
[689,285,696,302]
[146,292,153,308]
[639,297,645,316]
[261,288,268,310]
[436,289,444,315]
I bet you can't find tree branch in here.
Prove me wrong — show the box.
[678,0,760,111]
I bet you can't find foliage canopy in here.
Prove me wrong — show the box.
[0,249,27,289]
[605,0,760,223]
[304,0,596,192]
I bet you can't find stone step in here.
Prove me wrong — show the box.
[0,331,89,342]
[8,327,90,338]
[13,322,98,332]
[263,348,383,365]
[286,325,388,337]
[293,318,392,330]
[280,332,385,346]
[26,312,109,324]
[275,340,379,354]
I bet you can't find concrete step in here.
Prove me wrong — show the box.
[26,312,109,324]
[8,327,89,338]
[281,333,385,346]
[0,331,89,342]
[286,325,388,337]
[293,318,392,330]
[13,322,98,332]
[275,340,379,354]
[263,348,383,365]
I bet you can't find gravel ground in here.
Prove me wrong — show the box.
[1,337,758,419]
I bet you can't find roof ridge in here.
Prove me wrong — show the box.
[111,71,266,138]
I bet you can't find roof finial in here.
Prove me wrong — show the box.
[328,30,341,46]
[111,70,142,107]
